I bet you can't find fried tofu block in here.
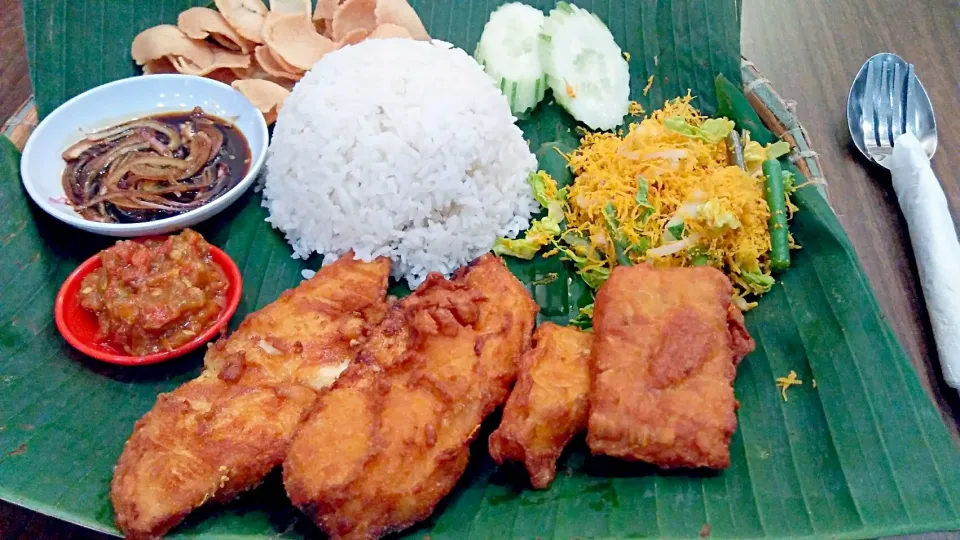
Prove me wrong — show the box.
[111,255,390,539]
[488,322,593,489]
[587,265,755,470]
[284,254,538,540]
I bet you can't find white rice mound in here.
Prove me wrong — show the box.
[263,39,538,287]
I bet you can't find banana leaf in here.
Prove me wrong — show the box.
[3,0,960,538]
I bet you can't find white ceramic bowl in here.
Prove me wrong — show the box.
[20,74,269,237]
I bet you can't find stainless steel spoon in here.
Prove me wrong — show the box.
[848,52,937,166]
[847,53,960,389]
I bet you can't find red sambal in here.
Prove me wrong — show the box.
[77,229,229,355]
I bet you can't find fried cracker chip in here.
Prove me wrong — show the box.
[178,7,255,54]
[270,78,296,91]
[230,61,297,91]
[254,45,303,80]
[331,0,377,42]
[169,56,203,73]
[269,0,311,16]
[229,64,263,81]
[367,23,412,40]
[229,64,257,79]
[170,48,251,76]
[215,0,269,43]
[232,79,290,125]
[211,49,253,71]
[313,0,341,22]
[374,0,429,40]
[268,43,303,73]
[336,28,370,47]
[205,68,244,85]
[131,25,215,68]
[312,0,341,36]
[263,12,337,71]
[143,57,178,75]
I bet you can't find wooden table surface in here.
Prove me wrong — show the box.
[1,0,958,538]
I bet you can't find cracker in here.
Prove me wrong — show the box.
[336,28,370,47]
[263,12,336,71]
[143,57,179,75]
[131,25,215,68]
[215,0,269,43]
[313,0,341,22]
[374,0,429,40]
[178,7,255,54]
[254,44,304,80]
[367,23,412,40]
[331,0,377,42]
[169,48,251,76]
[269,0,312,17]
[232,79,290,125]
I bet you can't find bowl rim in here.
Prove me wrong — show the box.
[20,74,269,236]
[54,239,243,366]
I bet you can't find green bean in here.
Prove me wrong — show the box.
[762,159,791,271]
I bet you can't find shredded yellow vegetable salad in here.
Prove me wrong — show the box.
[494,95,802,311]
[776,370,803,401]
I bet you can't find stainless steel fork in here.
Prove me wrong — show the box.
[861,55,909,166]
[853,53,937,168]
[847,52,959,388]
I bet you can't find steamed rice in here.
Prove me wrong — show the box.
[263,39,538,286]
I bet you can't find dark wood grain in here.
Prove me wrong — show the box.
[1,0,958,538]
[741,0,960,442]
[0,0,30,123]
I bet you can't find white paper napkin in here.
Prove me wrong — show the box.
[889,132,960,388]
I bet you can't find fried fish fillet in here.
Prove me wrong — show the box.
[587,265,755,470]
[488,322,593,488]
[111,255,390,539]
[284,254,537,540]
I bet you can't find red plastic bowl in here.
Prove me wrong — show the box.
[54,241,242,366]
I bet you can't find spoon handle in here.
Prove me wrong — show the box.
[890,133,960,389]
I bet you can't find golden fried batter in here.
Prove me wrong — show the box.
[283,254,537,540]
[488,322,593,489]
[111,255,391,539]
[587,265,755,470]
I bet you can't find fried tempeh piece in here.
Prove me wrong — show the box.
[111,255,390,539]
[284,254,537,540]
[488,322,593,489]
[587,265,755,470]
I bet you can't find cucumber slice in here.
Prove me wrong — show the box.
[540,2,630,130]
[475,2,548,116]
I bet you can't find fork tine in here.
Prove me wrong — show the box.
[891,61,907,137]
[876,59,893,146]
[905,63,916,133]
[861,59,881,147]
